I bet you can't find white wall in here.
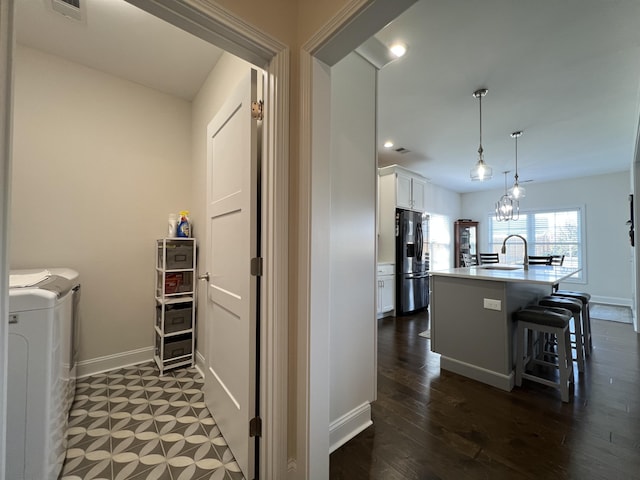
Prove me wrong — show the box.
[11,45,252,369]
[189,52,252,362]
[424,182,462,219]
[424,182,462,267]
[328,52,377,451]
[461,171,632,304]
[11,45,192,364]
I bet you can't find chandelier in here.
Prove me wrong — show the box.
[509,131,526,199]
[470,89,493,181]
[495,171,519,221]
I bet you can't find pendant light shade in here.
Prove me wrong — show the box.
[470,89,493,181]
[495,171,519,221]
[508,131,526,199]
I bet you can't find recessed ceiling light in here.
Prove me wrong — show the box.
[389,43,407,58]
[384,141,394,148]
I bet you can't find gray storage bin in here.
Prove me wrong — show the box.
[164,242,194,269]
[157,303,192,333]
[163,336,192,360]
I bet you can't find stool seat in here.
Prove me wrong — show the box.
[514,308,571,328]
[554,290,591,301]
[540,296,582,313]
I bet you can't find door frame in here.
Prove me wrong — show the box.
[0,2,14,478]
[0,0,289,479]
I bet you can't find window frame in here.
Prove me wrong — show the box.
[486,205,586,284]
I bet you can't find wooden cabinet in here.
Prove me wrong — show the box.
[454,220,478,267]
[376,263,395,317]
[155,238,196,374]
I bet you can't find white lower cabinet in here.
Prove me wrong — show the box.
[377,263,395,317]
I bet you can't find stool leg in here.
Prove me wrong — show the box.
[528,329,536,368]
[557,326,571,402]
[585,303,593,352]
[516,323,525,387]
[565,327,574,386]
[582,307,591,357]
[572,312,585,372]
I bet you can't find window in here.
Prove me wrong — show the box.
[487,207,584,281]
[429,213,451,271]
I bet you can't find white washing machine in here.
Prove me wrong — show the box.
[7,268,80,480]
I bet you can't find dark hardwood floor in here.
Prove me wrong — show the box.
[330,309,640,480]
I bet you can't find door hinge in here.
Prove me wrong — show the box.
[250,257,263,277]
[249,416,262,437]
[251,100,263,120]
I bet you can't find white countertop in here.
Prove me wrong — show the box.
[429,264,580,285]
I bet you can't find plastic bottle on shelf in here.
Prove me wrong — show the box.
[177,211,190,238]
[168,214,178,237]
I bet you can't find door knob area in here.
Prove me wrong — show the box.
[198,272,210,281]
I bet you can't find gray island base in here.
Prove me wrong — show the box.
[429,265,581,391]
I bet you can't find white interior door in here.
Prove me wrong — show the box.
[204,68,260,479]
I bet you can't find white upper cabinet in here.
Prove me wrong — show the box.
[379,165,427,212]
[411,175,426,212]
[395,170,413,209]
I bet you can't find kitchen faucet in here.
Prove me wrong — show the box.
[501,234,529,270]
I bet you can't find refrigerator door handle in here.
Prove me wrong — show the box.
[404,273,428,279]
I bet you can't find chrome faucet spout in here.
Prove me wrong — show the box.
[501,234,529,270]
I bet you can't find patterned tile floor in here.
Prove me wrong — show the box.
[61,362,245,480]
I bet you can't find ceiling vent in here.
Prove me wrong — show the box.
[395,147,411,154]
[49,0,84,22]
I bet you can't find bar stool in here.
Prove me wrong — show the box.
[539,296,585,372]
[519,305,567,358]
[553,290,592,355]
[514,307,574,402]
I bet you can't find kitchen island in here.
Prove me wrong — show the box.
[429,265,580,391]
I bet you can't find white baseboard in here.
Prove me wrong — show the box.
[590,296,632,307]
[440,356,514,392]
[195,350,206,378]
[76,346,154,378]
[329,402,372,453]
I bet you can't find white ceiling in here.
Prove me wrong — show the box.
[375,0,640,193]
[15,0,640,194]
[15,0,223,101]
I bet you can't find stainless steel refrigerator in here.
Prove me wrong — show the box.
[395,208,430,315]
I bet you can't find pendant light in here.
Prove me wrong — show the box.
[509,131,526,199]
[470,89,493,181]
[495,171,519,221]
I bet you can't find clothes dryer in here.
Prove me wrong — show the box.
[7,268,80,480]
